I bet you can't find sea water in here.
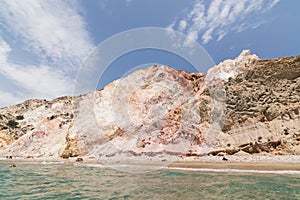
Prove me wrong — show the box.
[0,162,299,199]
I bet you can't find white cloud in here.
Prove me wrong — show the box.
[178,20,188,32]
[0,39,72,107]
[0,0,95,107]
[0,0,94,71]
[0,90,24,108]
[169,0,280,45]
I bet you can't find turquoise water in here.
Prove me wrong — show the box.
[0,162,299,199]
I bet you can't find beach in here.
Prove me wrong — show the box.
[1,155,300,174]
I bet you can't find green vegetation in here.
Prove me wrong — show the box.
[16,115,24,120]
[7,120,19,129]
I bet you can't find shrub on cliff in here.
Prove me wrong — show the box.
[16,115,24,120]
[7,120,19,129]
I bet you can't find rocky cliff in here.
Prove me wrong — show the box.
[0,50,299,161]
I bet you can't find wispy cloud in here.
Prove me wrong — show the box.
[0,0,95,107]
[0,39,72,107]
[125,0,134,6]
[169,0,280,45]
[0,0,94,71]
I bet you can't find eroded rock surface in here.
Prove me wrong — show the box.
[219,55,300,155]
[0,51,299,161]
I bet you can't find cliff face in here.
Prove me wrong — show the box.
[0,51,299,160]
[217,56,300,156]
[0,97,73,157]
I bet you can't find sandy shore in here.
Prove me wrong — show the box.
[1,155,300,173]
[169,155,300,171]
[169,161,300,171]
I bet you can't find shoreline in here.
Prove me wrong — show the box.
[1,155,300,174]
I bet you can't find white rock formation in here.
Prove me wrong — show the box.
[0,51,299,162]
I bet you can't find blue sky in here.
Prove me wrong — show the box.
[0,0,299,107]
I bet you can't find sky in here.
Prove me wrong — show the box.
[0,0,299,107]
